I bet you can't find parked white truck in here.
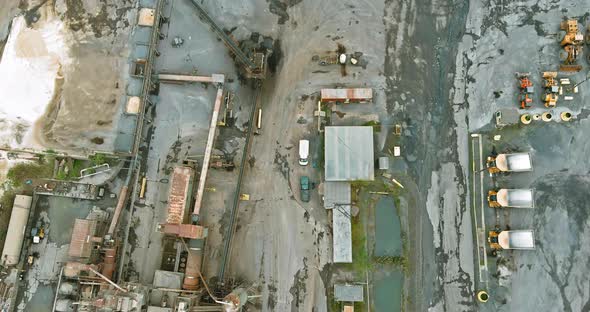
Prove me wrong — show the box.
[299,140,309,166]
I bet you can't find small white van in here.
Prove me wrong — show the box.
[299,140,309,166]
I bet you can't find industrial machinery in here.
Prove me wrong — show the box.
[210,160,236,170]
[559,19,584,72]
[541,71,559,107]
[486,152,533,175]
[488,229,535,250]
[187,0,269,79]
[517,72,533,109]
[317,53,347,66]
[487,189,534,208]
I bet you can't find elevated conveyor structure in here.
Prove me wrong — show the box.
[187,0,266,78]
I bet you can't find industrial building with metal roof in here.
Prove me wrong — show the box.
[324,126,375,182]
[333,205,353,263]
[334,284,364,302]
[1,195,32,266]
[324,126,375,263]
[323,181,351,210]
[68,219,98,258]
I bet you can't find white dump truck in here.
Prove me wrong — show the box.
[486,152,532,174]
[488,230,535,250]
[488,189,534,208]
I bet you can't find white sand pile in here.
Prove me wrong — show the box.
[0,15,72,150]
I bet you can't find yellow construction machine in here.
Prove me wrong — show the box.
[541,72,559,107]
[559,20,584,72]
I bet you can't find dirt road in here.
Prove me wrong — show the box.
[383,0,474,310]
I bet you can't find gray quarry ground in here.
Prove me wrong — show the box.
[3,0,590,312]
[141,0,475,311]
[459,0,590,311]
[211,0,474,310]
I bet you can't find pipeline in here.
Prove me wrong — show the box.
[193,88,224,216]
[108,186,128,236]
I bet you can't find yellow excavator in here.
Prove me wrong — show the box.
[541,72,559,107]
[559,19,583,72]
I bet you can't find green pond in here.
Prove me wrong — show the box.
[374,196,403,312]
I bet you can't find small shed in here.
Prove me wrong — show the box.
[321,88,373,103]
[147,307,172,312]
[126,96,141,114]
[334,284,364,302]
[378,156,389,170]
[138,8,155,27]
[495,109,519,128]
[153,270,184,289]
[343,305,354,312]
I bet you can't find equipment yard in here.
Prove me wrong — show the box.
[0,0,589,312]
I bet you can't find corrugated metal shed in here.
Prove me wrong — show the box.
[321,88,373,103]
[153,270,184,289]
[68,219,98,258]
[495,108,519,127]
[166,166,195,224]
[324,181,351,210]
[343,305,354,312]
[1,195,32,266]
[333,205,352,263]
[159,223,206,239]
[147,307,172,312]
[334,284,364,302]
[325,126,374,181]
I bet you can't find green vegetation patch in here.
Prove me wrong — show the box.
[362,120,381,132]
[6,160,53,188]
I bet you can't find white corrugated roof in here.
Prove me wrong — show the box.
[333,205,352,263]
[325,126,374,181]
[334,284,364,302]
[324,181,351,209]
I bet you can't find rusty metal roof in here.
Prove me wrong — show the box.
[159,223,205,239]
[166,166,195,224]
[320,88,372,102]
[68,219,97,258]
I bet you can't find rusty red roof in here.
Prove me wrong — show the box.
[68,219,97,258]
[166,166,194,224]
[320,88,372,102]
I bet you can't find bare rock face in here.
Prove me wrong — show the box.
[0,1,136,155]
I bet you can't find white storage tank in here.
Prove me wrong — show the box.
[1,195,32,266]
